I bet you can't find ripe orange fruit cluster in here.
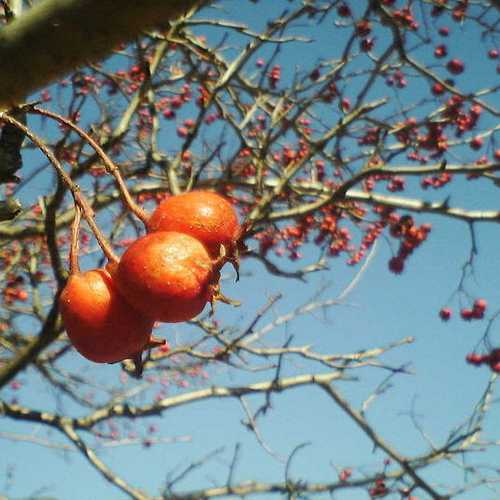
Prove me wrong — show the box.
[59,191,241,365]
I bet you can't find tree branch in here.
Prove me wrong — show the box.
[0,0,207,109]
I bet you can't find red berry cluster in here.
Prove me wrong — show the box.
[369,478,388,498]
[385,69,407,88]
[392,7,419,30]
[255,201,367,263]
[358,127,380,146]
[439,299,487,322]
[420,171,452,189]
[347,221,385,266]
[442,98,482,136]
[466,349,500,373]
[461,299,487,321]
[363,173,406,192]
[416,123,448,156]
[387,215,431,274]
[3,275,28,304]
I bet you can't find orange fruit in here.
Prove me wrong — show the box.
[147,190,241,257]
[112,231,216,323]
[59,268,156,363]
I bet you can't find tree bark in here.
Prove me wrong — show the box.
[0,0,206,109]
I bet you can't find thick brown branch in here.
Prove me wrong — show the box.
[0,0,207,109]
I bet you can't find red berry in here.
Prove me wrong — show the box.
[447,59,464,75]
[439,307,452,321]
[488,349,500,365]
[432,82,446,95]
[159,342,171,354]
[469,136,483,150]
[337,4,351,17]
[488,49,499,59]
[162,108,175,119]
[473,298,487,312]
[388,256,404,274]
[16,289,28,301]
[460,308,473,321]
[434,45,448,58]
[466,353,482,366]
[339,468,352,481]
[341,97,351,112]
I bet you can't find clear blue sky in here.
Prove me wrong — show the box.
[1,2,500,499]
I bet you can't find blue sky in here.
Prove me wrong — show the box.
[1,1,500,499]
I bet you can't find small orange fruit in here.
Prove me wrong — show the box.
[112,231,216,323]
[59,268,156,363]
[147,190,241,257]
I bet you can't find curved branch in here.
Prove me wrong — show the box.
[61,423,151,500]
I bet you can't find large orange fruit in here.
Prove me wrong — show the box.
[112,231,215,323]
[59,268,156,363]
[147,190,241,257]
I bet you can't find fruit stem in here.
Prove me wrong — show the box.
[0,111,119,265]
[69,205,81,274]
[28,106,150,226]
[145,335,166,350]
[131,353,144,378]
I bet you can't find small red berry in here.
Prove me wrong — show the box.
[469,136,483,150]
[488,49,499,59]
[460,308,473,321]
[341,97,351,112]
[159,342,171,354]
[473,298,487,312]
[439,307,452,321]
[447,59,464,75]
[337,4,351,17]
[432,82,446,95]
[16,289,28,301]
[339,468,352,481]
[466,353,482,366]
[485,348,500,373]
[434,45,448,58]
[388,256,404,274]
